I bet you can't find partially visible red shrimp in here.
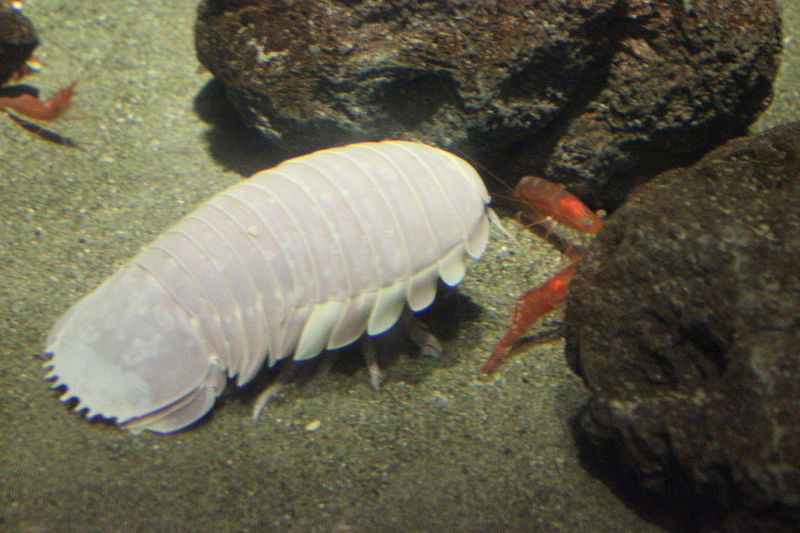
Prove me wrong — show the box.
[0,81,76,121]
[0,0,78,146]
[482,176,604,374]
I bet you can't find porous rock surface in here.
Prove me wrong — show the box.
[195,0,781,208]
[565,122,800,531]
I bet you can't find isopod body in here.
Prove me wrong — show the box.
[45,141,490,433]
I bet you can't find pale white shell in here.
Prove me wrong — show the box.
[44,141,490,433]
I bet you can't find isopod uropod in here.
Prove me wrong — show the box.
[44,141,491,433]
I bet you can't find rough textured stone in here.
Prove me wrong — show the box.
[0,0,38,85]
[565,122,800,531]
[195,0,781,208]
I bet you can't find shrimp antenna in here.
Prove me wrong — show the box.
[487,208,531,260]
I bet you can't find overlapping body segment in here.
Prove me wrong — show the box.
[45,141,490,433]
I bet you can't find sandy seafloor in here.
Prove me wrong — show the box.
[1,1,797,532]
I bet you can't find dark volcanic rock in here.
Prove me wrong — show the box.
[565,122,800,531]
[0,0,38,85]
[195,0,781,208]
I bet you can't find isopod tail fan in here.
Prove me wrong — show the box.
[44,264,228,434]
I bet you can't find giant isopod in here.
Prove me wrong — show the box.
[45,141,491,433]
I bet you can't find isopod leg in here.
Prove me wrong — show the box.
[402,311,443,359]
[361,337,384,391]
[481,262,576,374]
[251,361,296,421]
